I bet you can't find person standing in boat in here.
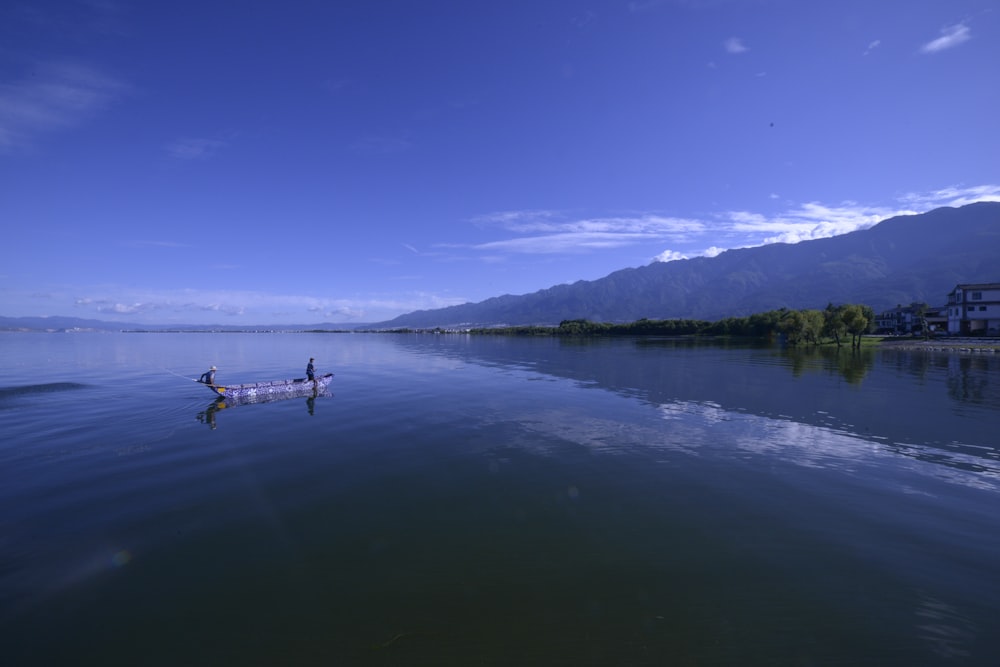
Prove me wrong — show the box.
[306,358,316,382]
[198,366,217,385]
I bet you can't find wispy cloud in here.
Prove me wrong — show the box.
[627,0,668,12]
[898,184,1000,208]
[27,184,1000,324]
[864,39,881,56]
[121,240,190,248]
[570,9,598,29]
[652,203,906,262]
[724,202,901,244]
[70,287,466,323]
[920,23,971,54]
[165,137,225,160]
[470,212,706,255]
[75,297,162,316]
[466,185,1000,265]
[650,184,1000,263]
[0,61,124,151]
[74,298,246,318]
[724,37,748,54]
[350,135,413,154]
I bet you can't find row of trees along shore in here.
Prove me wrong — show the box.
[467,303,876,348]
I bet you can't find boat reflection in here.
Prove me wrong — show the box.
[196,387,332,429]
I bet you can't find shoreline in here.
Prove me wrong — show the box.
[876,337,1000,353]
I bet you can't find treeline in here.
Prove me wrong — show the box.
[470,303,875,348]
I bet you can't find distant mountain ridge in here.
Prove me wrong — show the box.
[6,203,998,333]
[374,202,1000,328]
[0,316,368,333]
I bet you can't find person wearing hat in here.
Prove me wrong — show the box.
[198,366,217,385]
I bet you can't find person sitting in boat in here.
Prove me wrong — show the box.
[198,366,217,385]
[306,358,316,382]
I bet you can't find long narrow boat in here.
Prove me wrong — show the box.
[206,373,334,399]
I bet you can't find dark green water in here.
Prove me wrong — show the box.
[2,333,998,665]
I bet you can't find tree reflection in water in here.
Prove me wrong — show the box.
[782,345,875,384]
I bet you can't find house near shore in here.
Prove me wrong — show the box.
[875,283,1000,336]
[946,283,1000,336]
[875,303,928,335]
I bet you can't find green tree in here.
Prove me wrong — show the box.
[840,304,870,349]
[823,303,847,347]
[777,310,804,344]
[778,309,826,345]
[801,309,825,344]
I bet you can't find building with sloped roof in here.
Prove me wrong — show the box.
[946,283,1000,335]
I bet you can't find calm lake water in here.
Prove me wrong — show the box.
[2,332,999,666]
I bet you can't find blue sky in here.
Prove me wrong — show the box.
[2,0,998,325]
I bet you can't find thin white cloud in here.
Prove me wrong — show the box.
[899,184,1000,208]
[321,78,350,93]
[350,135,413,154]
[920,23,971,54]
[628,0,668,12]
[475,187,986,262]
[471,212,706,255]
[724,37,748,54]
[0,62,124,151]
[165,137,225,160]
[76,298,161,316]
[467,184,999,265]
[70,286,466,323]
[571,9,597,29]
[864,39,881,56]
[475,232,653,254]
[25,184,1000,321]
[122,240,190,248]
[649,184,999,263]
[472,209,561,228]
[726,201,903,245]
[476,211,704,236]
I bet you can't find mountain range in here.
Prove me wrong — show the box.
[0,317,366,333]
[373,202,1000,329]
[4,202,998,332]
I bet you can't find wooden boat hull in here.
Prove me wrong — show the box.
[208,373,333,399]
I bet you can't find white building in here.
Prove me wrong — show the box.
[875,303,925,335]
[946,283,1000,335]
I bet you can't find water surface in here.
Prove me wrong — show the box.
[1,333,998,665]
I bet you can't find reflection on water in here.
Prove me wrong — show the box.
[3,333,999,666]
[196,388,333,429]
[654,398,1000,489]
[392,334,998,454]
[945,355,1000,405]
[782,345,875,383]
[915,594,977,660]
[880,348,1000,407]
